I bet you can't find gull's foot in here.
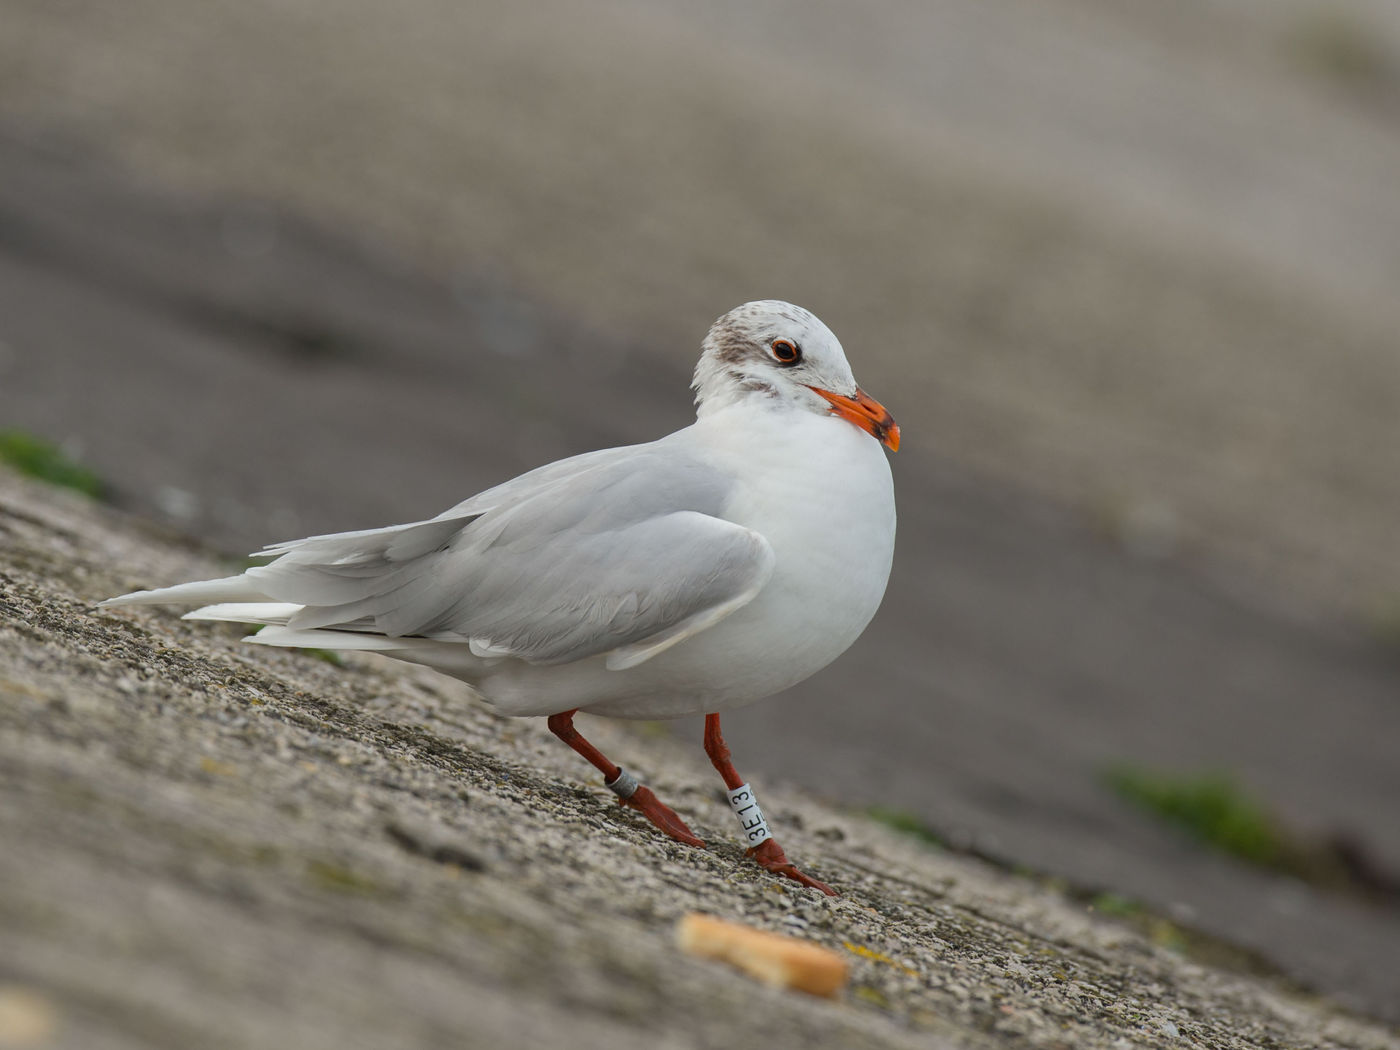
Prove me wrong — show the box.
[747,837,837,895]
[619,785,706,848]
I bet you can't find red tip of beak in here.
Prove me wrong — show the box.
[807,386,900,451]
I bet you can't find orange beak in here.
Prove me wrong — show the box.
[807,385,900,451]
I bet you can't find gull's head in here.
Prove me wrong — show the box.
[692,300,899,451]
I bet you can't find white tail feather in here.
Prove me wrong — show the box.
[183,603,303,626]
[99,575,272,608]
[247,626,420,652]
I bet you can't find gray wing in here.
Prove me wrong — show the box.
[241,444,774,669]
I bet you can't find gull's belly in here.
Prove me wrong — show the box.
[462,413,896,720]
[581,417,895,717]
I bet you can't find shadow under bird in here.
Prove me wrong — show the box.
[103,300,900,893]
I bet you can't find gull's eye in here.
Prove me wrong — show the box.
[769,338,802,365]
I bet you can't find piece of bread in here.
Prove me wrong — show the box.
[675,913,849,998]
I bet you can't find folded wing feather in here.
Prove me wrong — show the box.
[105,444,774,670]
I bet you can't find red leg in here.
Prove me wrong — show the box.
[548,709,704,848]
[703,713,836,895]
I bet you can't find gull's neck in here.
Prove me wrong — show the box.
[692,359,783,418]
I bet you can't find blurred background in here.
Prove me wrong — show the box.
[1,0,1398,1020]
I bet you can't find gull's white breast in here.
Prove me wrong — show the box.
[474,404,896,719]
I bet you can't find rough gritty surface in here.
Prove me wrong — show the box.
[2,134,1398,1020]
[1,0,1398,616]
[3,1,1400,1035]
[2,475,1396,1050]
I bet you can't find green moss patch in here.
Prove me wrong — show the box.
[1103,766,1285,866]
[1103,764,1400,902]
[0,430,106,499]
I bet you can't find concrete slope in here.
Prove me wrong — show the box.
[3,467,1398,1050]
[1,0,1398,613]
[1,139,1397,1020]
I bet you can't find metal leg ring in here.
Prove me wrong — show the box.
[605,767,640,800]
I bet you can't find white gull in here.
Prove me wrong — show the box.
[103,300,899,893]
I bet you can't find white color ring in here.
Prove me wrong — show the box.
[726,783,773,846]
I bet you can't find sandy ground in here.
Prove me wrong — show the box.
[1,136,1398,1025]
[2,0,1400,1029]
[1,0,1398,615]
[3,467,1397,1050]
